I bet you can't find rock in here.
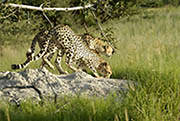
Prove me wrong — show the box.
[0,68,134,104]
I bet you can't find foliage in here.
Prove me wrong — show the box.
[69,0,138,23]
[0,5,180,121]
[0,0,180,45]
[0,0,179,26]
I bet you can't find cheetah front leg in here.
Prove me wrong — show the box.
[79,62,100,78]
[65,53,78,72]
[85,62,101,78]
[89,65,101,78]
[55,50,68,74]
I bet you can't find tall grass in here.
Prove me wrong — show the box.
[106,7,180,79]
[0,6,180,121]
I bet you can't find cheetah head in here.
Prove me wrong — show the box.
[94,38,114,57]
[97,61,112,78]
[82,34,114,57]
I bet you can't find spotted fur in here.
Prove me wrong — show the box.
[11,25,112,78]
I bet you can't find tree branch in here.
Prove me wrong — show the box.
[0,10,16,19]
[40,3,54,27]
[5,3,94,11]
[90,10,108,41]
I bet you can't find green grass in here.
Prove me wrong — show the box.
[0,95,130,121]
[0,6,180,121]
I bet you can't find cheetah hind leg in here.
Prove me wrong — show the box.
[55,50,68,74]
[42,52,56,70]
[41,52,54,69]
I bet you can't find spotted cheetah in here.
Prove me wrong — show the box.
[81,34,114,57]
[14,28,114,71]
[11,25,112,78]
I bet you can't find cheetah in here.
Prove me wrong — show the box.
[81,34,114,57]
[27,30,114,65]
[11,25,112,78]
[13,28,114,71]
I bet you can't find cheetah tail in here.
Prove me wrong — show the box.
[11,59,31,70]
[11,37,50,70]
[26,34,39,59]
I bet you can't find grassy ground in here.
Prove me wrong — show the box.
[0,6,180,121]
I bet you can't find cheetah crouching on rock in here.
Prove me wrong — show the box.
[11,25,112,78]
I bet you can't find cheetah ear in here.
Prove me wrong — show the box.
[82,33,90,39]
[101,62,108,66]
